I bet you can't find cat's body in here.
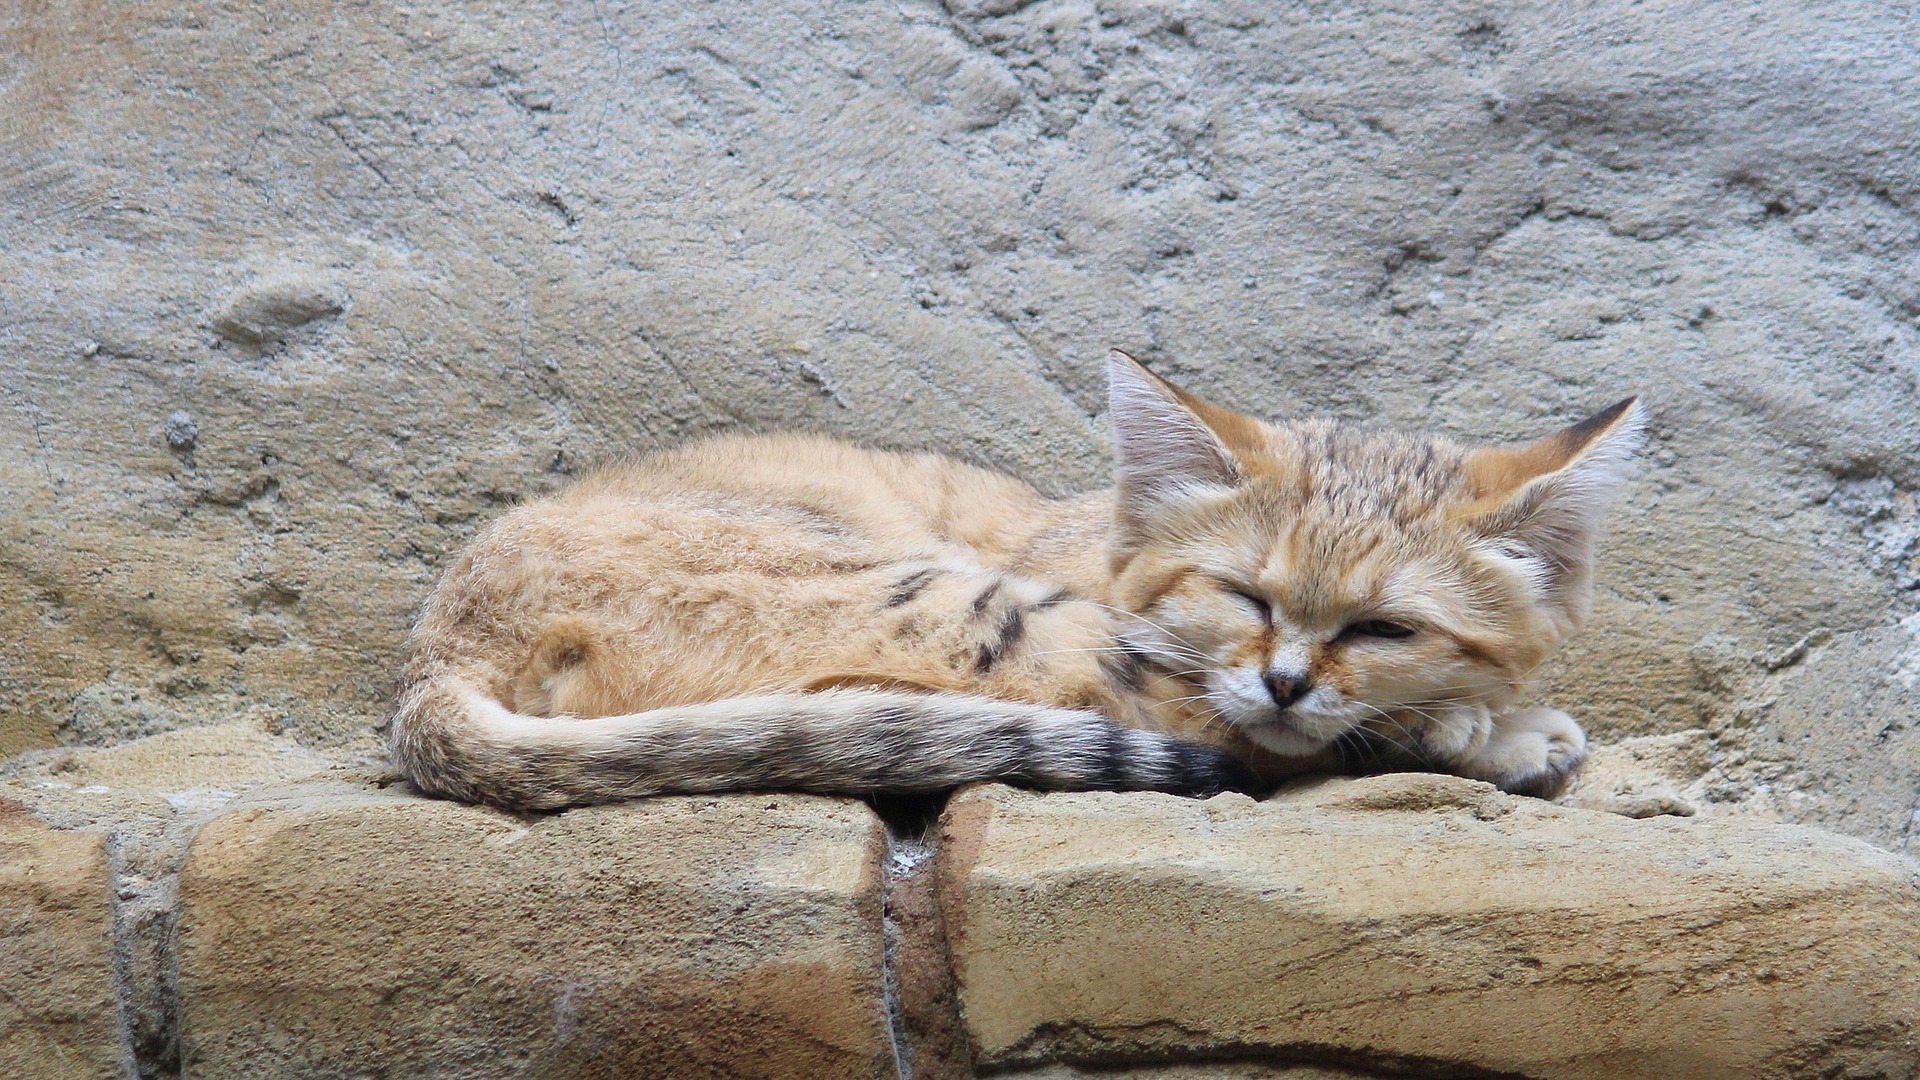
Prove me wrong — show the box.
[391,353,1641,809]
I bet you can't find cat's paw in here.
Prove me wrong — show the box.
[1449,706,1587,799]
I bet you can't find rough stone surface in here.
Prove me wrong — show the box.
[3,5,1919,1073]
[998,1060,1374,1068]
[2,0,1917,846]
[935,780,1920,1078]
[0,801,127,1080]
[175,780,894,1079]
[1559,728,1714,820]
[0,724,349,1077]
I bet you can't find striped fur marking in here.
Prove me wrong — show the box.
[885,567,942,607]
[975,605,1029,673]
[970,578,1005,616]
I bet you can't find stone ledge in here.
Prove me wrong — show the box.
[175,782,894,1080]
[5,773,1918,1079]
[934,775,1920,1078]
[947,1046,1388,1078]
[0,799,127,1080]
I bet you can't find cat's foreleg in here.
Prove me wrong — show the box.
[1361,703,1587,798]
[1442,705,1588,798]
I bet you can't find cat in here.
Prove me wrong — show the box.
[388,351,1642,810]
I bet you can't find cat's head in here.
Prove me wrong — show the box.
[1102,350,1643,759]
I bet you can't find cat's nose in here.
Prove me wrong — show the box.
[1264,671,1309,710]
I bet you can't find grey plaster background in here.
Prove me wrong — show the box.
[2,0,1915,848]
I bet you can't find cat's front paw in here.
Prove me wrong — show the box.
[1450,706,1587,799]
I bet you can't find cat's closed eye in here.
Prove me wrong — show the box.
[1343,620,1416,640]
[1225,587,1271,622]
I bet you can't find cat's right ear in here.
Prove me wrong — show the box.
[1107,350,1240,524]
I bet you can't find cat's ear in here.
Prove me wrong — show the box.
[1460,397,1646,617]
[1106,350,1240,521]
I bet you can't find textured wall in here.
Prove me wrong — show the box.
[1,1,1916,846]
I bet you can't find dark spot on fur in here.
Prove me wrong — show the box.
[885,568,941,607]
[752,723,815,784]
[975,606,1029,672]
[781,504,855,537]
[970,578,1004,617]
[990,719,1041,785]
[864,706,919,782]
[1102,639,1150,692]
[1166,741,1264,796]
[1098,724,1131,786]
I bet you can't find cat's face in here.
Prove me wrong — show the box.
[1103,352,1641,759]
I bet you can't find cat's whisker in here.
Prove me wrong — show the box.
[1337,727,1413,769]
[1334,729,1381,768]
[1074,603,1219,662]
[1155,694,1219,710]
[1016,621,1216,670]
[1384,704,1454,725]
[1352,721,1425,761]
[1144,661,1221,676]
[1185,704,1234,741]
[1344,701,1440,763]
[1024,645,1135,659]
[1075,602,1187,637]
[1137,647,1220,669]
[1372,656,1558,701]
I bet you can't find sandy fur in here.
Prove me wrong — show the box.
[389,353,1641,808]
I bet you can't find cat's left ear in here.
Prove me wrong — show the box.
[1459,397,1646,618]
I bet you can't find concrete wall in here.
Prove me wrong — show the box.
[1,1,1916,848]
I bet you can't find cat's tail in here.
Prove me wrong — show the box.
[388,674,1262,810]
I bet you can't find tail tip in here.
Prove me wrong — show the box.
[1165,741,1268,798]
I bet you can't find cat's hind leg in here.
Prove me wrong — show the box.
[864,561,1150,719]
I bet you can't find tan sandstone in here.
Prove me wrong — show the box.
[176,780,895,1080]
[0,801,126,1080]
[998,1060,1374,1068]
[935,778,1920,1078]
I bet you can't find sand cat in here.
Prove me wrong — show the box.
[389,352,1641,809]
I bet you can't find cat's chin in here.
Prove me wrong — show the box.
[1236,719,1337,760]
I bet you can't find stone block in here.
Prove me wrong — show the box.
[936,778,1920,1078]
[177,782,893,1079]
[0,801,126,1080]
[1002,1066,1379,1079]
